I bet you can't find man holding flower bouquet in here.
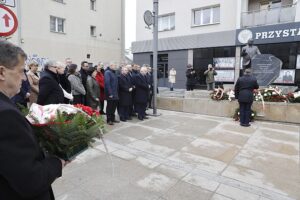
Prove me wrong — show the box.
[0,40,65,200]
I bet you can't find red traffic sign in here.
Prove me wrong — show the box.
[0,4,18,37]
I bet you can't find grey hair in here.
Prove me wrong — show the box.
[44,60,57,70]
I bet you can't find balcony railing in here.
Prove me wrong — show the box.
[241,4,296,28]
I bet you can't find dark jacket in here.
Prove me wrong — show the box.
[104,68,119,100]
[86,76,100,110]
[234,74,259,103]
[11,72,31,106]
[58,74,71,104]
[79,68,88,91]
[186,68,197,86]
[0,92,62,200]
[134,73,150,104]
[118,74,133,106]
[37,69,64,105]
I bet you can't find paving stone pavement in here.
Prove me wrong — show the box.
[53,109,300,200]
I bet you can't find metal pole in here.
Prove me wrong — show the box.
[153,0,158,115]
[17,0,22,46]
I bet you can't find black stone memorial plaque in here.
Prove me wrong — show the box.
[251,54,282,86]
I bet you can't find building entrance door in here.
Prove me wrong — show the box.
[151,54,169,87]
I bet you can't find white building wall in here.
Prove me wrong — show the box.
[6,0,124,65]
[136,0,238,41]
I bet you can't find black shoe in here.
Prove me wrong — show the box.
[127,117,132,120]
[100,111,106,115]
[144,116,149,119]
[120,119,127,122]
[145,113,149,116]
[138,116,144,121]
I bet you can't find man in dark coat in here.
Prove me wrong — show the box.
[104,63,119,125]
[146,66,154,109]
[134,66,150,120]
[118,67,133,122]
[37,61,64,105]
[0,40,64,200]
[186,64,197,91]
[234,68,259,127]
[80,61,89,105]
[11,70,31,108]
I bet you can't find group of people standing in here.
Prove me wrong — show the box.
[105,64,153,125]
[185,64,218,91]
[11,59,155,126]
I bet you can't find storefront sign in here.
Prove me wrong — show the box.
[213,57,235,69]
[251,54,282,86]
[215,70,235,82]
[236,22,300,45]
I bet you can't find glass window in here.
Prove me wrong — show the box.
[53,0,64,3]
[158,13,175,32]
[213,7,220,23]
[90,0,96,10]
[90,26,96,36]
[202,8,211,24]
[193,5,220,26]
[50,16,65,33]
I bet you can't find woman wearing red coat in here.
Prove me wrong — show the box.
[95,64,105,114]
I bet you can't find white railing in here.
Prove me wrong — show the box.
[241,4,297,28]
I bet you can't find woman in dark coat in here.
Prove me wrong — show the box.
[118,67,133,121]
[86,67,100,110]
[37,60,64,105]
[134,66,150,120]
[186,64,197,91]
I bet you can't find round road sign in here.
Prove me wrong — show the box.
[0,4,18,37]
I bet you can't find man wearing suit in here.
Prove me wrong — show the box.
[0,40,64,200]
[118,67,133,122]
[235,68,259,127]
[104,63,120,125]
[134,66,150,120]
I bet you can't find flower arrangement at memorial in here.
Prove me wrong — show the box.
[26,103,105,160]
[287,91,300,103]
[233,108,257,122]
[256,86,288,102]
[210,87,229,101]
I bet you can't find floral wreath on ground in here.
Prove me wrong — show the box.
[287,91,300,103]
[210,87,229,101]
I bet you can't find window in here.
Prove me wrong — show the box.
[158,13,175,32]
[193,5,220,26]
[90,26,96,37]
[50,16,65,33]
[53,0,64,3]
[90,0,96,11]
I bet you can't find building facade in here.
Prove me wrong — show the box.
[132,0,300,89]
[4,0,125,67]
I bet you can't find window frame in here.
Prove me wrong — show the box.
[90,0,96,11]
[52,0,65,4]
[192,5,220,27]
[90,26,96,37]
[158,13,175,32]
[50,16,66,34]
